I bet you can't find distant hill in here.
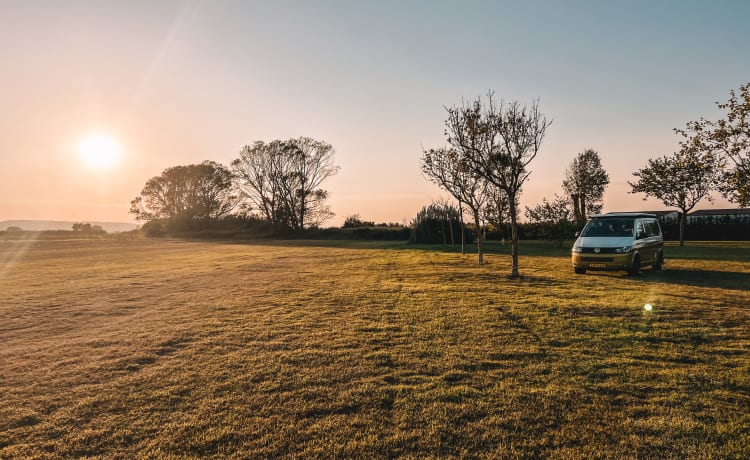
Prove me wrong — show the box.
[1,220,139,233]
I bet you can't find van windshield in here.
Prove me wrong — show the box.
[580,218,634,237]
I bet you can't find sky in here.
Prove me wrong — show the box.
[2,0,749,226]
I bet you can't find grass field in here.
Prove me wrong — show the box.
[1,237,748,458]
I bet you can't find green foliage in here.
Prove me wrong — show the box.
[563,149,609,224]
[680,82,750,206]
[524,195,575,247]
[629,146,719,245]
[409,202,473,245]
[306,225,410,241]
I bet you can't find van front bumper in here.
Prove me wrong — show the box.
[571,253,633,270]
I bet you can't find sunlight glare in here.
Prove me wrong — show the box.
[77,134,122,171]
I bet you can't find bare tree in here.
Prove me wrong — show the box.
[232,138,339,231]
[481,183,510,241]
[563,149,609,225]
[445,92,551,277]
[231,140,288,225]
[421,146,488,263]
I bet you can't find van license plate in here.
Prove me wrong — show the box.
[590,263,606,268]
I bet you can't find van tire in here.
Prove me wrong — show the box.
[574,267,586,275]
[628,255,641,276]
[653,251,664,270]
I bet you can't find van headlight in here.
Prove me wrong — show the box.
[572,246,583,253]
[615,246,632,253]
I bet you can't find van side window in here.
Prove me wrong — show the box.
[647,220,661,237]
[636,221,647,239]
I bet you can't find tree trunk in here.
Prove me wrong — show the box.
[448,210,455,246]
[580,194,587,222]
[441,214,447,245]
[570,193,582,225]
[679,208,686,247]
[459,202,466,255]
[509,196,520,278]
[474,209,484,265]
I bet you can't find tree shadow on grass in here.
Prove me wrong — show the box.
[634,268,749,291]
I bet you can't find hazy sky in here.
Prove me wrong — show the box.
[2,0,748,226]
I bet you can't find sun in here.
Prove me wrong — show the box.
[77,134,122,170]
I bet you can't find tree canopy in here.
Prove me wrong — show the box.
[679,82,750,206]
[563,149,609,225]
[629,147,719,246]
[232,137,339,231]
[524,194,574,247]
[130,161,235,225]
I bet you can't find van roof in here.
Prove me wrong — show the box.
[590,212,657,219]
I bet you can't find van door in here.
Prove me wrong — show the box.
[635,219,655,264]
[640,219,660,264]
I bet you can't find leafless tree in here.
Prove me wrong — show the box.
[421,146,489,263]
[232,138,339,231]
[445,92,551,277]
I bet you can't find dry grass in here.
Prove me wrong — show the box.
[1,237,748,458]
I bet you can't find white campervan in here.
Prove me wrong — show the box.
[571,213,664,275]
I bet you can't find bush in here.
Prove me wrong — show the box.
[306,226,410,241]
[141,220,166,237]
[408,202,473,245]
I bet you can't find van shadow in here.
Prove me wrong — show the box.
[591,268,750,291]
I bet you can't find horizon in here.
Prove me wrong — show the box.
[2,1,748,226]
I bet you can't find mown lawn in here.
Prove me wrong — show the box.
[1,237,748,458]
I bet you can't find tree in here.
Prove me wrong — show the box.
[629,147,719,246]
[524,195,574,247]
[421,146,489,263]
[679,82,750,206]
[343,214,375,228]
[563,149,609,225]
[232,137,339,231]
[72,222,105,234]
[481,184,510,241]
[130,161,235,226]
[409,201,471,245]
[445,92,551,277]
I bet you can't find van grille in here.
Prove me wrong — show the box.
[580,247,618,254]
[582,257,615,262]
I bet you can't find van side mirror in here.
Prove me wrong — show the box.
[574,231,580,237]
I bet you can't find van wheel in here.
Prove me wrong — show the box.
[653,251,664,270]
[628,255,641,276]
[574,267,586,275]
